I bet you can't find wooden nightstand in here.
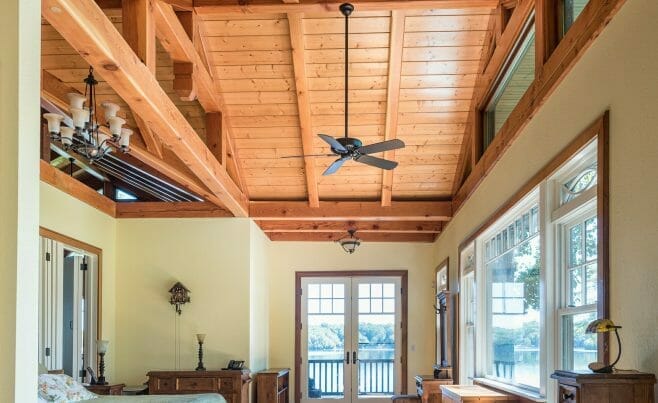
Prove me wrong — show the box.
[414,375,453,403]
[256,368,289,403]
[84,383,125,395]
[551,370,656,403]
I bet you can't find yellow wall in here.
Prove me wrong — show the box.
[266,241,436,394]
[433,0,658,397]
[39,182,119,379]
[249,221,270,371]
[0,0,41,399]
[114,218,272,384]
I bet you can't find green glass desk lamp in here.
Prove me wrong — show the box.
[585,318,622,373]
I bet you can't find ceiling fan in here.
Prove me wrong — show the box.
[284,3,405,176]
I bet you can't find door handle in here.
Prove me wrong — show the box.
[352,351,357,364]
[345,351,350,364]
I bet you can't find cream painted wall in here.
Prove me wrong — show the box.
[0,0,41,400]
[39,182,118,380]
[114,218,252,384]
[433,0,658,397]
[266,241,437,395]
[249,221,270,372]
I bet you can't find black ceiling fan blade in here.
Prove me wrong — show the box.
[354,154,398,170]
[356,139,405,155]
[322,157,349,176]
[281,153,336,159]
[318,133,348,153]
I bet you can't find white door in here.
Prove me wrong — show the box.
[300,276,402,403]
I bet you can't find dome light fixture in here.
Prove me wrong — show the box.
[337,229,361,254]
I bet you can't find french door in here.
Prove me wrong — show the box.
[300,275,403,403]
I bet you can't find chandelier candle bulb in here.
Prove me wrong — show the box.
[71,107,89,129]
[101,102,120,121]
[43,113,64,135]
[60,127,74,147]
[66,92,87,109]
[108,116,125,137]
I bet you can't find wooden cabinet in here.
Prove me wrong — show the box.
[415,375,453,403]
[84,383,125,395]
[147,370,251,403]
[551,370,656,403]
[256,368,289,403]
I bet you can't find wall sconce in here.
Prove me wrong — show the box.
[169,282,191,315]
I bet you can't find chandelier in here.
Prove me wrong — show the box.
[43,66,132,162]
[337,229,361,254]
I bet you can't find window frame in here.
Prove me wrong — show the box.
[482,15,536,154]
[457,113,609,401]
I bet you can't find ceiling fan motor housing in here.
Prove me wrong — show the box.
[334,137,363,154]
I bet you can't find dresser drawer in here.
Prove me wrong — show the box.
[178,377,217,392]
[152,377,176,393]
[219,377,235,392]
[558,384,578,403]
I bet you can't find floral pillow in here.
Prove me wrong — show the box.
[38,374,98,402]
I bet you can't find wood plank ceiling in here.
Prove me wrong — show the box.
[40,0,497,242]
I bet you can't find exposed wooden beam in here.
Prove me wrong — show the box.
[40,160,116,217]
[190,0,499,15]
[40,71,231,208]
[535,0,559,76]
[381,10,405,207]
[288,12,320,208]
[40,0,248,215]
[153,0,248,196]
[115,201,232,218]
[172,10,196,100]
[267,232,436,242]
[453,0,627,212]
[205,112,223,164]
[250,201,452,221]
[257,220,443,233]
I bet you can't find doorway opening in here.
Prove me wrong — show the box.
[295,271,408,402]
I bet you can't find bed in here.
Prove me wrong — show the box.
[38,373,226,403]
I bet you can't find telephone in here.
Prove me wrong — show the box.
[226,360,244,370]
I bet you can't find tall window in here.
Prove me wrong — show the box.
[481,195,541,390]
[483,22,536,152]
[459,123,607,400]
[552,141,599,371]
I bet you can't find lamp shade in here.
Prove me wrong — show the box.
[119,128,133,150]
[585,318,621,334]
[97,340,109,354]
[101,102,120,120]
[67,92,87,109]
[337,229,360,254]
[43,113,64,134]
[71,107,90,129]
[196,333,206,343]
[60,127,75,147]
[107,116,126,137]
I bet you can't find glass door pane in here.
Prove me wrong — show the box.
[353,278,400,401]
[301,278,351,402]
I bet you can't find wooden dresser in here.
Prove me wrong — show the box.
[415,375,453,403]
[147,370,250,403]
[84,383,125,395]
[551,370,656,403]
[255,368,289,403]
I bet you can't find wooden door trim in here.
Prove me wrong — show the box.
[39,227,104,343]
[295,270,408,402]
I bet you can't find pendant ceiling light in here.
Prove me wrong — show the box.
[43,66,132,163]
[337,229,361,254]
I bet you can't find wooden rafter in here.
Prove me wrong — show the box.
[188,0,499,14]
[41,0,248,216]
[40,160,116,217]
[152,0,248,196]
[257,220,442,233]
[380,10,405,207]
[122,0,164,158]
[116,201,231,218]
[267,232,436,242]
[250,201,452,221]
[288,12,320,208]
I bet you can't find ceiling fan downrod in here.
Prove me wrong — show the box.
[340,3,354,140]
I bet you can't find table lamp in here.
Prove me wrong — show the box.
[196,333,206,371]
[585,318,622,373]
[96,340,110,384]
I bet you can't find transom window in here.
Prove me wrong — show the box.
[561,0,591,36]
